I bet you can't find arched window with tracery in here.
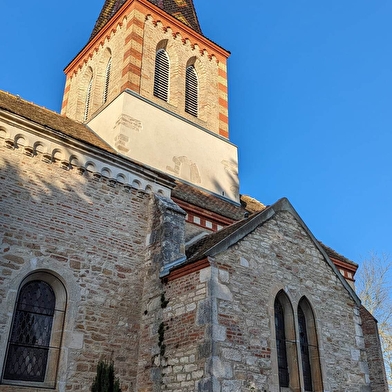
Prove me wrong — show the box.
[2,273,66,388]
[298,297,323,392]
[185,65,198,117]
[154,49,170,101]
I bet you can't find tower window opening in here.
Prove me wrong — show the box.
[103,57,112,104]
[84,77,93,121]
[154,49,170,102]
[185,65,198,117]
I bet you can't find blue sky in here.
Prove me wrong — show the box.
[1,0,392,265]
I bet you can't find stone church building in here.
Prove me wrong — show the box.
[0,0,388,391]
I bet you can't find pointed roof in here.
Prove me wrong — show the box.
[90,0,202,40]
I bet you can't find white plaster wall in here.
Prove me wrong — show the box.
[87,91,240,202]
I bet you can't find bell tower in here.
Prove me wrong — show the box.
[61,0,239,202]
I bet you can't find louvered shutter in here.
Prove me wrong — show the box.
[185,65,198,117]
[83,77,93,121]
[154,50,169,101]
[103,57,112,104]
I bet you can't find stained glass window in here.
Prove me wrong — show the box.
[3,281,55,382]
[275,297,289,388]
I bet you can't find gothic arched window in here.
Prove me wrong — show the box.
[298,297,323,392]
[185,65,198,117]
[2,273,66,388]
[275,297,289,388]
[154,49,170,101]
[274,291,300,391]
[103,57,112,104]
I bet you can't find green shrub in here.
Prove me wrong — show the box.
[91,360,122,392]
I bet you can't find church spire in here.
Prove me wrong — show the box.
[90,0,202,40]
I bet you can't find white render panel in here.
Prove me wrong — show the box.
[87,91,240,202]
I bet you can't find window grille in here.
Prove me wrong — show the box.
[154,49,169,101]
[274,298,289,388]
[298,306,313,391]
[103,57,112,104]
[185,65,198,117]
[84,77,93,121]
[3,281,55,382]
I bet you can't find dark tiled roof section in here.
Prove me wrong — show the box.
[90,0,201,40]
[319,241,358,267]
[90,0,119,40]
[0,91,116,154]
[172,181,251,220]
[185,211,262,263]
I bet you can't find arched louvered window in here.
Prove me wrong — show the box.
[298,298,323,392]
[2,273,66,388]
[103,57,112,104]
[84,76,93,121]
[154,49,169,101]
[275,297,289,388]
[185,65,198,117]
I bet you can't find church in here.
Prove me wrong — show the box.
[0,0,388,391]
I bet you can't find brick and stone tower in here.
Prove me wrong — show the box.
[61,0,239,202]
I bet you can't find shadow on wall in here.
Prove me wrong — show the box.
[0,151,153,389]
[210,156,239,200]
[0,151,154,290]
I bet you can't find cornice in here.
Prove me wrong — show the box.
[64,0,229,76]
[0,109,175,195]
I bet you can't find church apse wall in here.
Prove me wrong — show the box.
[0,144,153,392]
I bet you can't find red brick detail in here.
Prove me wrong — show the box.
[219,129,229,138]
[173,198,235,228]
[124,32,144,46]
[122,63,142,78]
[218,83,228,93]
[164,258,210,282]
[219,97,228,109]
[123,47,143,62]
[121,81,140,91]
[218,68,227,78]
[219,113,228,123]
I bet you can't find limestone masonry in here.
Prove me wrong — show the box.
[0,0,387,391]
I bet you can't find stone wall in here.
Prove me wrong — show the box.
[0,145,152,392]
[201,210,372,392]
[360,306,388,391]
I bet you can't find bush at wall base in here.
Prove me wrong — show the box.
[91,360,122,392]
